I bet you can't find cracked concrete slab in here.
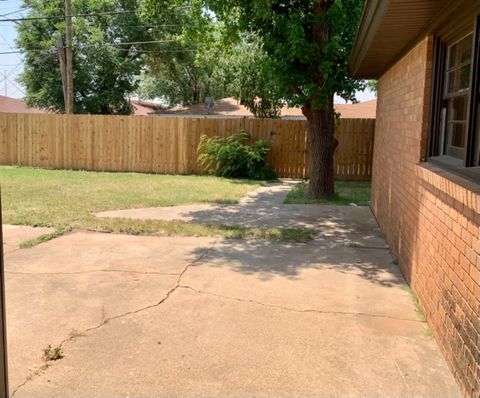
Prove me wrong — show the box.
[6,232,214,274]
[2,225,55,254]
[4,200,462,397]
[5,232,214,390]
[16,287,460,398]
[180,240,416,320]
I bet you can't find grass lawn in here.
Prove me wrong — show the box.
[0,166,312,244]
[284,181,371,206]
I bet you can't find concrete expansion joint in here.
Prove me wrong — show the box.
[178,284,427,324]
[9,244,215,398]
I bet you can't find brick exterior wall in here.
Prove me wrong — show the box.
[372,37,480,398]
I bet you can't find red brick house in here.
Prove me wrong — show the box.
[350,1,479,397]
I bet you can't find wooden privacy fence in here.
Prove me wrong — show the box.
[0,113,375,180]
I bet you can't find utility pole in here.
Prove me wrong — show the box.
[56,35,68,110]
[0,195,9,398]
[64,0,74,114]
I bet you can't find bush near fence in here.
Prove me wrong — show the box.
[0,113,375,181]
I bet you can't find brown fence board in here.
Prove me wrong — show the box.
[0,113,375,181]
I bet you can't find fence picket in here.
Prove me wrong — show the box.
[0,113,375,181]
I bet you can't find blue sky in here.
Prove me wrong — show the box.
[0,1,376,103]
[0,0,26,98]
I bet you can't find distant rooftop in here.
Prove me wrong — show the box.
[0,96,44,114]
[136,97,377,119]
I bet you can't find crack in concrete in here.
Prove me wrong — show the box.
[179,285,426,324]
[345,245,390,250]
[9,245,214,397]
[6,269,179,277]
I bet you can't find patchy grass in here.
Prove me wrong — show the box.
[0,166,312,243]
[88,217,313,242]
[19,226,73,249]
[0,166,262,227]
[284,181,371,206]
[402,285,427,322]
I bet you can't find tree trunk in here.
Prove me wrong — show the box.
[302,97,337,199]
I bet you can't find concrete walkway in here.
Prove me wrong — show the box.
[96,181,388,248]
[3,182,462,397]
[96,181,302,228]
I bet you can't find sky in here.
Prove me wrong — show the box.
[0,1,376,103]
[0,0,26,99]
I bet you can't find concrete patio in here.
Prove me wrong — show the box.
[2,185,462,397]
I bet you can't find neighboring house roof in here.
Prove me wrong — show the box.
[335,100,377,119]
[131,101,155,116]
[130,99,167,116]
[349,0,474,78]
[0,96,44,113]
[150,97,376,119]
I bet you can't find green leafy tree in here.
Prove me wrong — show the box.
[137,1,280,116]
[137,0,230,105]
[367,80,377,94]
[219,35,283,118]
[205,0,365,198]
[17,0,148,114]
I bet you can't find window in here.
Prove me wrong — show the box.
[444,33,472,158]
[429,16,480,180]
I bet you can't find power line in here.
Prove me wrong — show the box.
[0,30,23,61]
[0,50,40,55]
[0,5,28,10]
[0,47,198,56]
[0,39,191,54]
[0,9,26,18]
[0,10,138,22]
[109,40,178,46]
[0,4,194,23]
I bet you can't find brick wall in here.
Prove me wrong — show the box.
[372,37,480,398]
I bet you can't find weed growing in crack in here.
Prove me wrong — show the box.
[43,345,64,361]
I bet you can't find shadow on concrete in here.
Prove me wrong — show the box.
[187,209,404,288]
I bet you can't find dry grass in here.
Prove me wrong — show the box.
[284,181,371,206]
[0,166,313,243]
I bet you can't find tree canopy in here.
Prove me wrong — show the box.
[136,2,230,106]
[205,0,365,110]
[17,0,282,113]
[17,0,148,114]
[201,0,365,197]
[136,2,280,116]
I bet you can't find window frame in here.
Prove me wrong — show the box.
[428,15,480,181]
[466,17,480,167]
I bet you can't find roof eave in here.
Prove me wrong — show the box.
[349,0,389,79]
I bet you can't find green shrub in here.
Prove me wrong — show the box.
[198,131,277,180]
